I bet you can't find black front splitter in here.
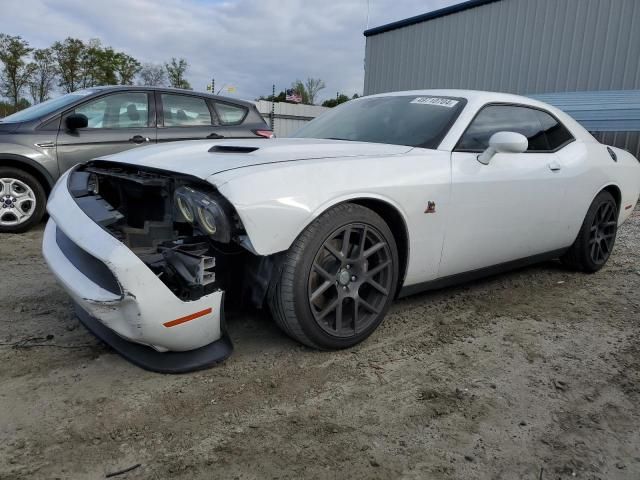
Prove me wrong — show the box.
[73,302,233,374]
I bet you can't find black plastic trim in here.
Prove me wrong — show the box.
[398,248,568,298]
[73,299,233,373]
[56,227,122,295]
[364,0,501,37]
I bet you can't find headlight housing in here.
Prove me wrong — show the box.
[174,186,233,243]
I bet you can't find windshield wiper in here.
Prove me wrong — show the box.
[325,137,355,142]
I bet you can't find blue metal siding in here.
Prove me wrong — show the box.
[530,91,640,132]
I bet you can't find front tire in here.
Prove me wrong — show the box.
[269,203,399,350]
[0,167,47,234]
[561,190,618,272]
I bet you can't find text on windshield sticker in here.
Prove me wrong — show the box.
[410,97,459,108]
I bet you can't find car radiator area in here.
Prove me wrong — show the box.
[68,161,279,308]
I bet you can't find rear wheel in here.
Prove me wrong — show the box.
[561,190,618,272]
[0,167,47,234]
[269,203,399,350]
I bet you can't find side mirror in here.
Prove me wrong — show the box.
[65,113,88,131]
[477,131,528,165]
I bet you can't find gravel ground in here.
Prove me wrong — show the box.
[0,208,639,480]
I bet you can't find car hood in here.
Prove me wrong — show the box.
[97,138,413,179]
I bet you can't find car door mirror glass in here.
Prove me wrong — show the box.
[478,131,528,165]
[65,113,89,131]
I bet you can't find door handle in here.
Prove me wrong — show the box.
[207,133,225,139]
[548,161,562,172]
[129,135,150,144]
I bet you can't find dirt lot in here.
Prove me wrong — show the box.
[1,208,639,480]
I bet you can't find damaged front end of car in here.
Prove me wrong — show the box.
[43,160,281,373]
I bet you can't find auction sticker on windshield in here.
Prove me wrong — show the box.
[410,97,459,107]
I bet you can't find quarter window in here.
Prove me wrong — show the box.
[457,105,573,152]
[215,102,247,125]
[161,94,213,127]
[73,92,150,129]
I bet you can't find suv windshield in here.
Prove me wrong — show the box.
[293,95,466,148]
[0,89,98,123]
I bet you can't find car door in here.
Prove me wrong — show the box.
[56,91,157,173]
[156,92,234,142]
[438,104,573,278]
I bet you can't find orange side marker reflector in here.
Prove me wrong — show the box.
[163,308,212,328]
[625,205,633,210]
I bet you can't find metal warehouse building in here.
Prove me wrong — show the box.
[363,0,640,157]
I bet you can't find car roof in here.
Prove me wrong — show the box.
[87,85,255,108]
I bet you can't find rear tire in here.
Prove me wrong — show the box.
[269,203,399,350]
[0,167,47,234]
[561,190,618,272]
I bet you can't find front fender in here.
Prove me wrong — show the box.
[210,151,452,286]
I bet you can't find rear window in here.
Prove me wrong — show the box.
[214,102,247,125]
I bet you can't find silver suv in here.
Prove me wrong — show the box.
[0,86,272,233]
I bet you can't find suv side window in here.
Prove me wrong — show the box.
[457,105,573,152]
[161,94,212,127]
[214,102,247,125]
[73,92,150,129]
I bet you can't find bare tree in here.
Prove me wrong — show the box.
[28,48,58,103]
[0,34,35,108]
[138,63,166,86]
[304,77,326,105]
[165,57,191,90]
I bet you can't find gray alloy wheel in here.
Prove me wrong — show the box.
[561,190,618,273]
[269,203,399,350]
[0,177,37,227]
[307,223,394,338]
[0,167,47,234]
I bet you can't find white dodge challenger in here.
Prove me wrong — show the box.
[43,90,640,372]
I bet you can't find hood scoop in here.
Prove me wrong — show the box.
[209,145,259,154]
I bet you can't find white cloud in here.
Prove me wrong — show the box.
[0,0,457,102]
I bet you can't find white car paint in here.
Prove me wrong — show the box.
[43,89,640,356]
[43,171,223,352]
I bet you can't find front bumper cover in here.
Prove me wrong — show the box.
[43,170,233,373]
[74,301,232,373]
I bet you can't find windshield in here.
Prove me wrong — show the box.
[293,95,467,148]
[0,89,98,123]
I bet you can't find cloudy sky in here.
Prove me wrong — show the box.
[0,0,458,102]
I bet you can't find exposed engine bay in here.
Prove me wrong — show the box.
[67,161,278,306]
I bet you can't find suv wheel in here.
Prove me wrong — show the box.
[0,167,47,233]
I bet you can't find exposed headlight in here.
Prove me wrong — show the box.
[174,186,232,243]
[197,206,217,235]
[175,189,195,223]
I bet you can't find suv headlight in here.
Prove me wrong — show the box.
[174,186,233,243]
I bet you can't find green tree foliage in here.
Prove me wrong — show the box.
[322,93,351,108]
[51,37,85,93]
[165,58,191,90]
[0,97,30,117]
[258,90,286,102]
[0,34,35,107]
[114,53,140,85]
[28,48,58,103]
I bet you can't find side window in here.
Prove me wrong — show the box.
[74,92,149,129]
[457,105,550,152]
[161,94,212,127]
[535,110,574,150]
[214,102,247,125]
